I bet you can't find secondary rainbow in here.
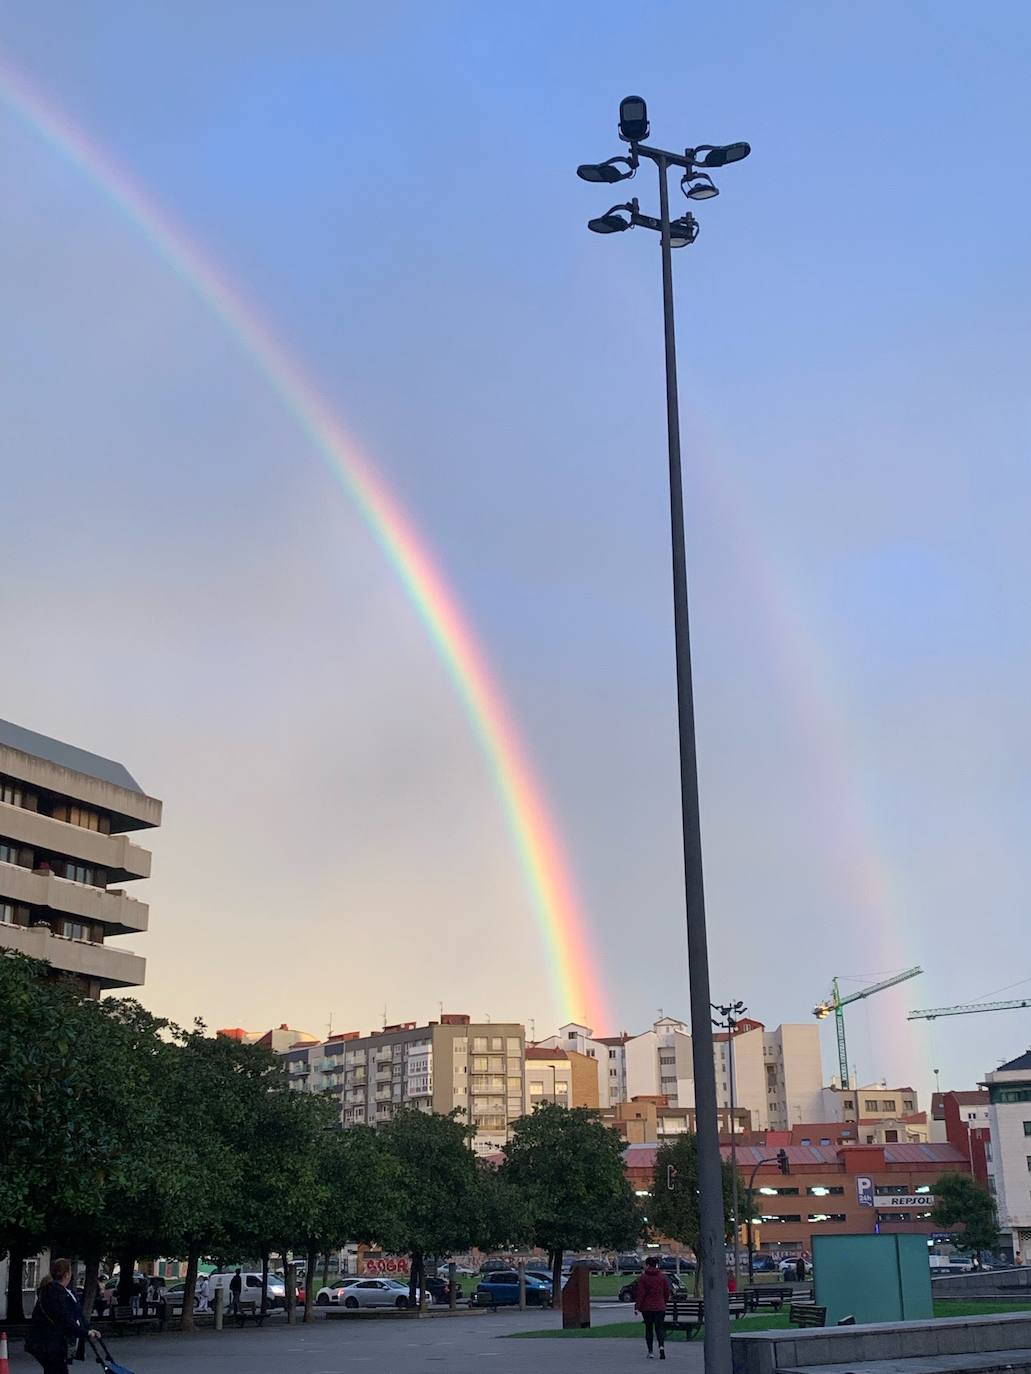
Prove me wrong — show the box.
[0,55,606,1029]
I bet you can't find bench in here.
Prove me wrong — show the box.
[789,1302,827,1328]
[662,1295,748,1338]
[744,1287,785,1312]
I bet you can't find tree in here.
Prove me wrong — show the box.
[0,953,172,1319]
[500,1102,642,1298]
[380,1109,485,1307]
[931,1173,998,1255]
[647,1134,740,1290]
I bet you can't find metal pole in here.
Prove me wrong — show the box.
[656,152,732,1374]
[728,1026,741,1283]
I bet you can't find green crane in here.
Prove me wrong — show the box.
[813,967,923,1086]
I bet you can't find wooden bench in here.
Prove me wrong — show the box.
[789,1302,827,1328]
[665,1297,704,1337]
[744,1287,785,1312]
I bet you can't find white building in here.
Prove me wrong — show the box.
[984,1050,1031,1261]
[543,1016,824,1131]
[713,1019,825,1130]
[538,1022,628,1107]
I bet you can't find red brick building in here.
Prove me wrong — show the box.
[624,1139,970,1255]
[940,1090,991,1186]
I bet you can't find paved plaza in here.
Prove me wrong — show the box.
[5,1306,706,1372]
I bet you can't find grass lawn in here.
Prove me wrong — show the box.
[515,1299,1031,1340]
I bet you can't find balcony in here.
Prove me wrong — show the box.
[0,921,144,989]
[0,801,152,880]
[0,862,148,935]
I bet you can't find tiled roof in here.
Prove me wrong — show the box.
[997,1050,1031,1073]
[526,1046,567,1060]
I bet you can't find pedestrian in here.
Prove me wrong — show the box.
[795,1255,806,1283]
[196,1274,211,1312]
[25,1257,101,1374]
[634,1255,670,1361]
[229,1268,243,1316]
[727,1269,737,1294]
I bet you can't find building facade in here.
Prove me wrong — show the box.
[603,1095,750,1144]
[282,1013,526,1155]
[823,1082,920,1126]
[524,1045,599,1110]
[623,1139,969,1255]
[984,1051,1031,1261]
[538,1023,627,1107]
[0,719,160,995]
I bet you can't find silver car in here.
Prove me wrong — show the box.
[316,1277,423,1309]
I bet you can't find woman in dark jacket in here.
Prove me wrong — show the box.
[27,1258,98,1373]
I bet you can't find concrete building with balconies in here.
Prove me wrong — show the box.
[0,719,161,995]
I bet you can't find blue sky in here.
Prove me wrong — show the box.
[1,1,1029,1097]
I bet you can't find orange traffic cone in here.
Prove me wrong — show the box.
[0,1328,10,1374]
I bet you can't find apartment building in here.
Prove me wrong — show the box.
[984,1050,1031,1261]
[282,1013,526,1155]
[542,1016,825,1129]
[0,719,161,995]
[603,1095,750,1144]
[939,1090,991,1184]
[714,1020,825,1130]
[525,1045,599,1109]
[538,1023,628,1107]
[823,1082,920,1128]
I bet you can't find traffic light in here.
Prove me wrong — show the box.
[667,1164,678,1191]
[777,1149,790,1176]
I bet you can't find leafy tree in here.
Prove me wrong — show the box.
[500,1102,642,1298]
[0,953,171,1319]
[380,1109,485,1307]
[295,1124,401,1320]
[931,1173,999,1255]
[647,1134,740,1291]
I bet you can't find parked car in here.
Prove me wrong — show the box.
[751,1255,777,1273]
[570,1257,611,1274]
[525,1269,554,1286]
[209,1271,286,1310]
[316,1278,423,1309]
[778,1258,812,1278]
[437,1264,477,1277]
[619,1273,685,1304]
[659,1256,695,1274]
[618,1253,644,1274]
[479,1258,514,1275]
[472,1271,551,1307]
[424,1276,463,1304]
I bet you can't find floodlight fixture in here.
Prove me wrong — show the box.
[577,157,635,184]
[698,141,751,168]
[618,95,649,143]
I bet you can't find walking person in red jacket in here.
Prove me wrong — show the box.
[634,1256,671,1360]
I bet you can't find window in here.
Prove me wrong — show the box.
[819,1138,831,1146]
[864,1100,878,1112]
[61,920,89,941]
[882,1100,897,1112]
[1,781,23,806]
[903,1099,915,1112]
[1,902,15,924]
[885,1130,899,1143]
[0,842,24,865]
[62,862,96,886]
[609,1049,616,1059]
[800,1138,811,1146]
[844,1099,855,1109]
[806,1185,844,1196]
[988,1177,997,1195]
[991,1088,1031,1105]
[1024,1123,1031,1137]
[1026,1156,1031,1173]
[610,1067,618,1077]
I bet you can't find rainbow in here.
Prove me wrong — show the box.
[0,55,606,1029]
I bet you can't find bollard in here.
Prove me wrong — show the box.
[518,1260,526,1310]
[214,1285,224,1331]
[448,1262,457,1312]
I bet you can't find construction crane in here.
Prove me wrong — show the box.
[814,967,923,1086]
[908,998,1031,1021]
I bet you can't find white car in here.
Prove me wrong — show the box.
[316,1277,423,1309]
[779,1258,812,1278]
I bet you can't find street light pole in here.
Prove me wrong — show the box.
[653,145,733,1374]
[713,1001,747,1288]
[577,104,750,1374]
[745,1156,777,1284]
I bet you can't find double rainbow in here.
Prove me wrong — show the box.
[0,56,606,1030]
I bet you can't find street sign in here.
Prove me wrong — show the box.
[883,1195,935,1209]
[856,1176,874,1208]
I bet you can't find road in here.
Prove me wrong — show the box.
[5,1305,706,1372]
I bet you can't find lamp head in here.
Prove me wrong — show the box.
[700,141,751,168]
[618,95,649,144]
[577,157,634,184]
[587,205,632,235]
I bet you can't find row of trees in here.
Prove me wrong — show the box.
[6,952,741,1325]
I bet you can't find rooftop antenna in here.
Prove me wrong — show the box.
[327,1012,333,1040]
[529,1018,536,1042]
[383,1005,387,1030]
